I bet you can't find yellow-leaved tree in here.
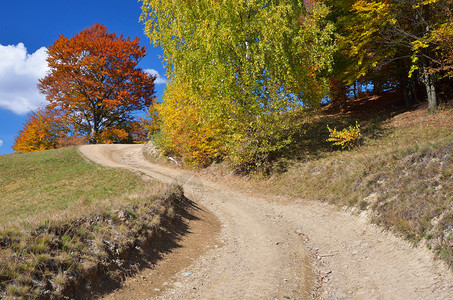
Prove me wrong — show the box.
[154,80,223,167]
[13,108,65,152]
[142,0,335,172]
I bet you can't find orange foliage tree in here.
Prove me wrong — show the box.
[13,107,64,152]
[38,23,156,143]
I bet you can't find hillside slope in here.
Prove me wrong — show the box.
[200,95,453,267]
[0,147,189,299]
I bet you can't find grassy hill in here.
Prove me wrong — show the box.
[0,147,185,299]
[0,147,148,225]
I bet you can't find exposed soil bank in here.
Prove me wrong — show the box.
[100,201,220,299]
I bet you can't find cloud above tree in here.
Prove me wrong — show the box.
[0,43,49,114]
[144,68,166,84]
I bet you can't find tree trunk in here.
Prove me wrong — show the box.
[411,79,419,104]
[89,103,99,144]
[402,85,411,108]
[421,7,437,112]
[397,61,412,108]
[373,81,383,94]
[89,127,97,144]
[329,78,347,112]
[423,66,437,112]
[400,72,412,108]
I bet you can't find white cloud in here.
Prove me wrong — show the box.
[0,139,3,147]
[144,68,167,85]
[0,43,49,114]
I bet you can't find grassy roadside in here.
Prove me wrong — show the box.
[0,147,149,225]
[0,147,186,299]
[194,100,453,266]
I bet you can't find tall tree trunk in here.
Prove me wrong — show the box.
[402,85,411,108]
[373,81,383,94]
[89,104,98,144]
[329,77,347,112]
[423,64,437,112]
[410,78,419,104]
[421,6,437,112]
[399,70,412,107]
[89,127,97,144]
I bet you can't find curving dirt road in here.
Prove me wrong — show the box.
[80,144,453,299]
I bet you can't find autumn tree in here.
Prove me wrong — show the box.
[384,0,451,111]
[38,23,156,143]
[141,0,335,170]
[426,0,453,78]
[13,107,64,152]
[153,80,224,167]
[327,0,453,111]
[13,106,87,152]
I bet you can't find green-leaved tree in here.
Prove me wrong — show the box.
[141,0,335,171]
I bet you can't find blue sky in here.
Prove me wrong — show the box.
[0,0,166,154]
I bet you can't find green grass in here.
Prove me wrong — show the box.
[0,146,185,299]
[0,147,148,225]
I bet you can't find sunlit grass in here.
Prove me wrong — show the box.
[0,147,150,225]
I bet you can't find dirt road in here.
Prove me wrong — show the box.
[80,144,453,299]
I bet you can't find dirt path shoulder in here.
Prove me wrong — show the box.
[79,144,453,299]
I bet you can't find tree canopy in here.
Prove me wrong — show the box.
[141,0,335,170]
[327,0,453,110]
[38,23,156,143]
[13,107,63,152]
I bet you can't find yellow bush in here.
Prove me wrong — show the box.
[327,122,361,149]
[155,81,223,167]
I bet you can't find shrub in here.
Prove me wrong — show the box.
[225,111,298,174]
[327,121,361,149]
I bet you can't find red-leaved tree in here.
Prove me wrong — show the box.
[38,23,156,143]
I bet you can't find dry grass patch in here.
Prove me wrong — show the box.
[198,104,453,266]
[0,186,186,299]
[261,106,453,264]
